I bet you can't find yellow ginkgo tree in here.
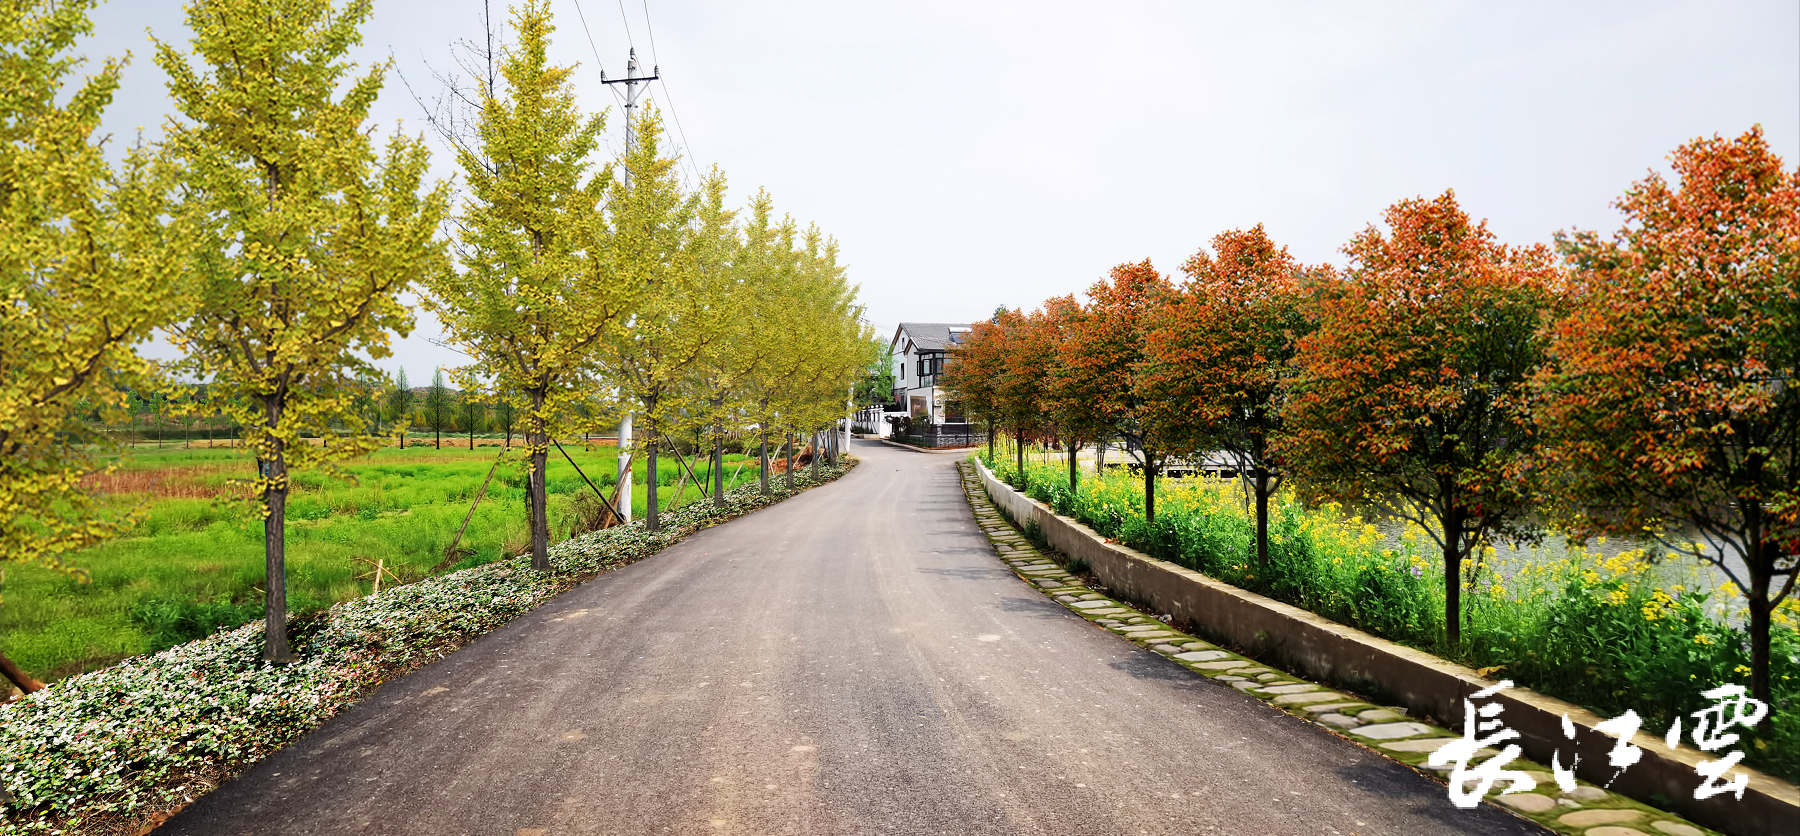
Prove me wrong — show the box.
[156,0,450,663]
[597,106,732,532]
[0,0,182,693]
[421,0,631,570]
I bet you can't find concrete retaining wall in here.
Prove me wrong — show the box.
[974,459,1797,836]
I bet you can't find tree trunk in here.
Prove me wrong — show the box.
[435,425,441,449]
[1254,465,1271,570]
[1016,426,1026,487]
[987,417,995,461]
[527,390,551,571]
[759,429,771,495]
[0,649,44,695]
[713,399,725,508]
[1750,531,1773,704]
[1096,437,1106,472]
[1442,507,1464,648]
[260,408,293,663]
[786,433,795,490]
[1250,431,1271,569]
[1143,453,1157,524]
[811,430,821,479]
[646,429,662,532]
[1068,441,1078,495]
[468,426,474,450]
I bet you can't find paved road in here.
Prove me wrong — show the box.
[165,440,1544,836]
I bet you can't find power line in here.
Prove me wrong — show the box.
[569,0,628,113]
[637,0,703,188]
[614,0,635,48]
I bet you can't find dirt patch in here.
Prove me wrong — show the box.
[82,465,249,500]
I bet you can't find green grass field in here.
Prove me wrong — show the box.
[1,438,780,683]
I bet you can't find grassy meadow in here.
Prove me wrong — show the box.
[1,437,775,684]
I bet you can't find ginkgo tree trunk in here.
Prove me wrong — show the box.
[421,0,626,571]
[1,0,183,692]
[156,0,450,662]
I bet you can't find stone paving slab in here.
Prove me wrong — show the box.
[956,460,1725,836]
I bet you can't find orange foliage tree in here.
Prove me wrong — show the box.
[1535,127,1799,703]
[1282,193,1558,647]
[989,307,1045,481]
[1055,260,1179,522]
[1039,294,1104,494]
[941,313,1009,459]
[1143,226,1313,570]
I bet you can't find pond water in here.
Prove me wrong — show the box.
[1355,510,1753,626]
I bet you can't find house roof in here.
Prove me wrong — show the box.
[892,322,973,354]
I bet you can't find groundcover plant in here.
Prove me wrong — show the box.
[0,463,852,835]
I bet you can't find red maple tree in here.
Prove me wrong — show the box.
[1054,260,1179,521]
[1281,192,1559,647]
[1142,225,1315,570]
[942,311,1012,459]
[995,306,1054,482]
[1038,294,1105,494]
[1536,127,1799,702]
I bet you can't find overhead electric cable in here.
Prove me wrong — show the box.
[615,0,635,48]
[569,1,628,111]
[637,0,703,187]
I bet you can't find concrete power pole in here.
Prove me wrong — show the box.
[600,50,658,523]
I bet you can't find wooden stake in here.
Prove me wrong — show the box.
[434,448,507,571]
[553,439,626,528]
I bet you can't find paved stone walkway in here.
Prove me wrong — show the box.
[958,461,1719,836]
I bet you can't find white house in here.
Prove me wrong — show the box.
[889,322,972,427]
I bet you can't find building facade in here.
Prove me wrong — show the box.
[889,321,971,427]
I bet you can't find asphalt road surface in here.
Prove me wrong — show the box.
[164,440,1546,836]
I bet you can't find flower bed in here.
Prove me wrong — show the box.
[984,452,1798,784]
[0,463,853,835]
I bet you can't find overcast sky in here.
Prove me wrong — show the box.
[79,0,1799,384]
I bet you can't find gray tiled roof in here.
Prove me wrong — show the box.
[893,322,973,353]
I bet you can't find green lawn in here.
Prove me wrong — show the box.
[1,439,773,684]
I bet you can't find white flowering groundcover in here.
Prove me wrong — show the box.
[0,462,855,835]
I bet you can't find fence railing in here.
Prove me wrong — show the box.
[890,427,979,449]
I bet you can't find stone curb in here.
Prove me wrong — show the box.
[955,460,1726,836]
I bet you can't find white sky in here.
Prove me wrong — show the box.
[80,0,1799,383]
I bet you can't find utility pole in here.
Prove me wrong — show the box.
[601,48,659,190]
[600,49,657,522]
